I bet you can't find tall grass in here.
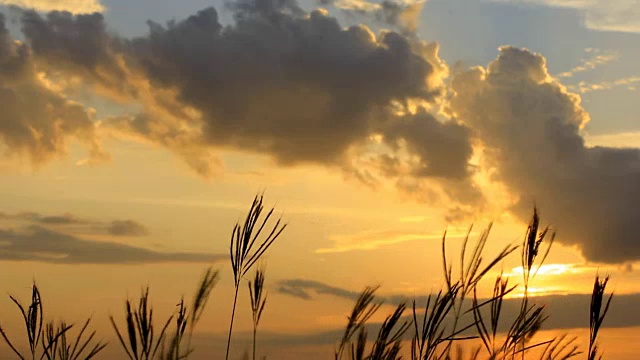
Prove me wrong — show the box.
[0,197,614,360]
[248,267,268,360]
[0,283,107,359]
[335,208,614,360]
[109,268,219,360]
[226,195,286,360]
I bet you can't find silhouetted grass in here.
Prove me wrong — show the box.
[336,208,614,360]
[0,283,106,359]
[0,196,615,360]
[109,268,219,360]
[248,267,268,360]
[226,194,286,360]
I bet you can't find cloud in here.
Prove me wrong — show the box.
[0,225,221,264]
[0,13,106,165]
[491,0,640,33]
[0,211,149,237]
[556,48,619,78]
[1,1,639,263]
[276,279,359,300]
[448,46,640,263]
[318,0,426,33]
[316,228,469,253]
[14,2,477,204]
[569,76,640,93]
[0,0,104,14]
[125,3,441,166]
[107,219,149,236]
[276,277,640,330]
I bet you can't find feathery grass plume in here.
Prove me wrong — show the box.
[351,327,367,360]
[368,302,410,360]
[162,267,219,359]
[440,224,517,357]
[226,194,286,360]
[335,286,382,359]
[248,267,268,360]
[42,318,107,360]
[470,274,516,357]
[0,283,106,360]
[110,287,173,360]
[0,283,44,358]
[160,299,188,360]
[521,208,555,292]
[411,284,469,360]
[508,208,555,357]
[337,287,410,360]
[538,334,581,360]
[588,275,613,360]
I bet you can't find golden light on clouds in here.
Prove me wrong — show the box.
[0,0,105,13]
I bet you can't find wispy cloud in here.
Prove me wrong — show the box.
[0,211,149,237]
[556,48,619,78]
[568,76,640,93]
[276,279,359,300]
[0,225,222,264]
[315,229,469,254]
[318,0,426,32]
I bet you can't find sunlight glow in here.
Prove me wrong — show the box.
[506,263,580,277]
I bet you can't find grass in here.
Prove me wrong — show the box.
[0,196,614,359]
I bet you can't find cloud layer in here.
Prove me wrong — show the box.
[0,225,220,264]
[0,211,149,236]
[0,210,219,264]
[0,1,638,263]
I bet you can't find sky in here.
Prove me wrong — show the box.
[0,0,638,358]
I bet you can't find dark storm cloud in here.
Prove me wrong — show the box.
[15,1,473,190]
[0,211,149,237]
[0,12,105,165]
[127,3,438,165]
[0,225,221,264]
[448,46,640,263]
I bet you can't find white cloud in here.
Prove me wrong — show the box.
[568,76,640,93]
[492,0,640,32]
[0,0,105,14]
[556,49,619,78]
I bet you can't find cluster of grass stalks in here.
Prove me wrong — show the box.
[335,208,614,360]
[0,196,614,360]
[0,284,107,359]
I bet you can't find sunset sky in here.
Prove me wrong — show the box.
[0,0,639,358]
